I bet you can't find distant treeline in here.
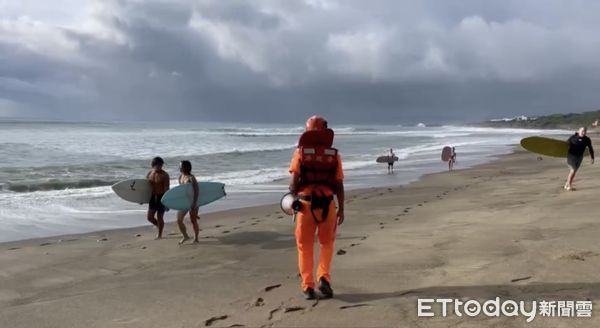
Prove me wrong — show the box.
[478,110,600,129]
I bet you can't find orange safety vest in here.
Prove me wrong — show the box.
[298,146,338,192]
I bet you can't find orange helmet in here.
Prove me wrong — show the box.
[305,115,328,131]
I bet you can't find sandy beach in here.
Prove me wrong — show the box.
[2,147,600,328]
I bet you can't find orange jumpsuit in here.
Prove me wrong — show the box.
[289,149,344,290]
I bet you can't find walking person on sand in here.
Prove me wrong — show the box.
[176,160,200,244]
[289,115,345,300]
[565,127,594,191]
[146,157,169,239]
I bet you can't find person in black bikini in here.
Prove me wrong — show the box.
[146,157,170,239]
[176,160,200,244]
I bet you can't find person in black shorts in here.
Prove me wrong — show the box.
[147,157,170,238]
[565,127,594,191]
[387,148,395,174]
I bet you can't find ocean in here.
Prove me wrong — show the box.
[0,120,567,242]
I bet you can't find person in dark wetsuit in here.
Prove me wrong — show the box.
[565,127,595,191]
[387,148,395,174]
[146,157,170,238]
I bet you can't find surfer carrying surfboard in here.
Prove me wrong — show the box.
[449,147,456,171]
[289,115,345,300]
[387,148,395,174]
[146,157,170,239]
[565,127,595,191]
[176,160,200,244]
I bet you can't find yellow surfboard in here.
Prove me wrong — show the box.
[520,136,589,158]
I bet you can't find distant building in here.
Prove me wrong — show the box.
[489,115,537,123]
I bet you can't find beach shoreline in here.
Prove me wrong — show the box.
[0,147,519,248]
[3,146,600,327]
[1,122,569,243]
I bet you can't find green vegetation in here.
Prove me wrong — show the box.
[480,110,600,129]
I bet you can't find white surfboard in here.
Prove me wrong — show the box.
[112,179,152,204]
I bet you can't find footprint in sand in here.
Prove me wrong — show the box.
[510,276,532,283]
[215,225,223,228]
[268,306,305,321]
[265,284,282,292]
[251,223,258,226]
[560,251,600,262]
[268,308,280,320]
[8,247,20,251]
[284,306,304,313]
[39,242,53,246]
[340,303,371,310]
[349,243,360,247]
[337,249,347,255]
[240,220,246,224]
[277,216,284,219]
[360,236,367,241]
[254,297,265,307]
[222,230,230,234]
[205,315,228,326]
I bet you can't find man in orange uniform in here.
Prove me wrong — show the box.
[289,115,345,300]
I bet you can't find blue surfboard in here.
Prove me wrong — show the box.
[161,182,226,210]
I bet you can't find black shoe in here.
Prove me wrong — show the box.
[303,287,316,300]
[318,277,333,299]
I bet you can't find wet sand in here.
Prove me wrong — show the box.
[1,148,600,327]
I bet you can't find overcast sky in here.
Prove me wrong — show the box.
[2,0,600,124]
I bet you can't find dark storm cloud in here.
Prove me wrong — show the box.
[2,0,600,123]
